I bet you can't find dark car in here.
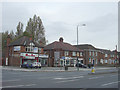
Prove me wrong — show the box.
[21,62,32,68]
[76,62,87,68]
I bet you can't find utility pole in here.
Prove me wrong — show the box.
[76,24,86,71]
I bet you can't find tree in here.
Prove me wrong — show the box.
[2,31,9,49]
[9,30,15,40]
[23,31,30,37]
[26,15,47,46]
[16,22,23,37]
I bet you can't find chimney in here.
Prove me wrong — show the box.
[30,35,32,41]
[7,35,11,46]
[59,37,63,42]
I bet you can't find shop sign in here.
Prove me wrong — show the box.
[39,54,48,58]
[65,57,71,60]
[78,58,83,60]
[20,53,38,57]
[71,57,77,59]
[23,56,35,59]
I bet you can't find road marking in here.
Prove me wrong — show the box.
[110,75,117,77]
[56,79,79,83]
[2,84,36,88]
[88,76,104,80]
[1,79,20,82]
[101,81,120,86]
[54,76,84,80]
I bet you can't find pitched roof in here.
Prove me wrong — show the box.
[74,44,115,54]
[8,36,43,48]
[74,44,96,50]
[44,41,82,52]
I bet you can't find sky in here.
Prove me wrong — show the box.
[1,2,118,51]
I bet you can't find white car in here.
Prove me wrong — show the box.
[32,62,41,68]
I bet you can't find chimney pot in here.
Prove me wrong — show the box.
[59,37,63,42]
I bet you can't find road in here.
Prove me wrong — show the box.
[2,68,119,88]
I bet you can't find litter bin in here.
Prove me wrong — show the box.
[65,66,68,71]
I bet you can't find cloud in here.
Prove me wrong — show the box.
[84,13,118,32]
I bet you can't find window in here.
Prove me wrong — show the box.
[113,55,114,57]
[77,52,79,56]
[89,58,91,62]
[64,51,69,56]
[117,55,119,58]
[72,52,76,56]
[66,60,70,65]
[39,48,42,53]
[96,59,97,64]
[96,52,97,56]
[26,43,35,52]
[111,55,113,57]
[80,52,83,56]
[60,60,64,66]
[93,52,94,56]
[89,51,91,56]
[105,60,108,63]
[105,54,108,57]
[26,46,34,52]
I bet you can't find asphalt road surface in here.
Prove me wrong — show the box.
[2,68,119,88]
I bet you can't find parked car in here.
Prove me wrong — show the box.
[76,62,87,68]
[21,61,32,68]
[32,62,41,68]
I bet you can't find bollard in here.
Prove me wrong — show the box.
[91,66,95,74]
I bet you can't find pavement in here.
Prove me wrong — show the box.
[1,66,118,74]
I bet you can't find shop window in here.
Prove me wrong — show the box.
[66,60,70,65]
[60,60,64,66]
[105,60,108,63]
[72,52,76,56]
[70,60,74,65]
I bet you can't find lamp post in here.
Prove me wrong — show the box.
[76,24,86,71]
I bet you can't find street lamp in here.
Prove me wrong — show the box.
[76,24,86,71]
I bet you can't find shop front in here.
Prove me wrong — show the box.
[39,54,48,66]
[20,53,38,65]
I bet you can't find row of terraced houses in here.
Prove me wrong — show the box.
[2,35,120,67]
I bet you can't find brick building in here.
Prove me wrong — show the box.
[74,44,100,66]
[75,44,119,66]
[44,37,84,67]
[5,36,48,66]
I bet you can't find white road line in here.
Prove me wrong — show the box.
[56,79,79,83]
[89,76,104,80]
[2,84,36,88]
[54,76,84,80]
[101,81,120,86]
[110,75,117,77]
[1,79,20,82]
